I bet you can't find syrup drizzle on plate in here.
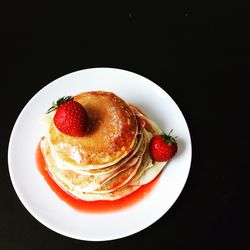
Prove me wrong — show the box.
[36,143,159,213]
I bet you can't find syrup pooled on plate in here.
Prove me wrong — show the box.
[36,144,160,213]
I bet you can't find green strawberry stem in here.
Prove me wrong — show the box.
[163,129,177,144]
[47,96,73,114]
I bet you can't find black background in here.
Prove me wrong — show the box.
[1,2,250,250]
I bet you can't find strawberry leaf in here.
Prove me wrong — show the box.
[46,96,73,113]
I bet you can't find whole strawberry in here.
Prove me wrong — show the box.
[150,129,178,162]
[47,96,88,137]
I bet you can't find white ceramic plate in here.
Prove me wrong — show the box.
[8,68,192,241]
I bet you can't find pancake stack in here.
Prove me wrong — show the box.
[40,91,167,200]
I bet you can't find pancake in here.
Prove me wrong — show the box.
[40,91,169,201]
[40,131,147,200]
[90,131,147,193]
[40,109,168,201]
[40,131,145,193]
[49,91,137,169]
[46,114,144,173]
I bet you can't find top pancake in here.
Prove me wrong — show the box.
[49,91,137,168]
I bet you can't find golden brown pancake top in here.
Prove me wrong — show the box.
[49,91,137,167]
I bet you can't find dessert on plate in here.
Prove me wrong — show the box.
[40,91,177,201]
